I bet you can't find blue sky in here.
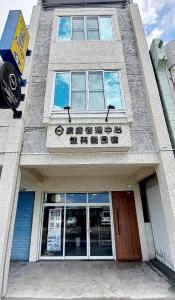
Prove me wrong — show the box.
[0,0,174,47]
[134,0,175,46]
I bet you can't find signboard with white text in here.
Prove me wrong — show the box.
[46,123,131,152]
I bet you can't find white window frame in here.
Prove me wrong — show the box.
[58,16,113,41]
[52,70,125,114]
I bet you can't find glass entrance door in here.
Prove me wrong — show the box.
[89,206,113,258]
[40,193,114,260]
[65,207,87,257]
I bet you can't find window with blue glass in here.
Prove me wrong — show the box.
[88,193,109,203]
[53,71,123,111]
[58,16,113,41]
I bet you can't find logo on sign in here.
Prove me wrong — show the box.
[0,61,21,110]
[9,73,17,90]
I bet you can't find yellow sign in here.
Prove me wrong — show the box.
[11,12,29,74]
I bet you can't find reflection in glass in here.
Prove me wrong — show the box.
[66,193,87,203]
[88,193,109,203]
[90,207,112,256]
[104,72,123,109]
[87,31,99,40]
[72,73,86,90]
[87,17,98,29]
[99,17,113,41]
[71,91,86,110]
[89,91,104,110]
[54,73,70,110]
[72,31,85,41]
[72,17,84,30]
[65,207,87,256]
[41,206,64,256]
[44,193,65,204]
[87,17,99,40]
[89,72,103,90]
[58,17,71,41]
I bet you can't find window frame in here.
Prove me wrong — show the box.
[58,16,113,41]
[52,70,125,113]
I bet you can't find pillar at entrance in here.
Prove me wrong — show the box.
[0,119,23,298]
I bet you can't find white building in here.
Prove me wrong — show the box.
[0,0,175,298]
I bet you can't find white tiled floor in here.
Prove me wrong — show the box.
[6,261,175,299]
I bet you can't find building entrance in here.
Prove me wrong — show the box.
[40,193,114,259]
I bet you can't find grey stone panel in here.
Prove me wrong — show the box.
[30,10,53,79]
[25,83,47,127]
[130,130,155,153]
[118,8,156,152]
[22,130,49,153]
[22,9,53,153]
[117,9,133,31]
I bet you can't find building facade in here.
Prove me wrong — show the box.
[1,0,175,298]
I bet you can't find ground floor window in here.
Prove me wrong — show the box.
[40,193,114,259]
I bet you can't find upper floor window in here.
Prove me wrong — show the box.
[58,16,113,41]
[53,71,124,112]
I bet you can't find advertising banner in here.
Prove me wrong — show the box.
[0,10,29,74]
[47,209,62,252]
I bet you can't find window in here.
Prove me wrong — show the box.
[58,16,113,41]
[53,71,123,112]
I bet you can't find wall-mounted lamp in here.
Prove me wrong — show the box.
[105,105,115,122]
[64,106,71,123]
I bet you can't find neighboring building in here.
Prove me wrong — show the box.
[1,0,175,298]
[150,39,175,153]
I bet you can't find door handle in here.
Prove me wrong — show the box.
[116,208,120,235]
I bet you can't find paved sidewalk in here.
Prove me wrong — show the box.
[5,261,175,299]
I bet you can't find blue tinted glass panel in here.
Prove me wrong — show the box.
[88,193,109,203]
[66,193,87,203]
[58,17,71,41]
[99,17,113,41]
[54,73,70,110]
[104,72,123,109]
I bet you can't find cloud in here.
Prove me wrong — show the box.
[134,0,175,46]
[0,0,37,38]
[146,28,164,47]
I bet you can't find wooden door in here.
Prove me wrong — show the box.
[112,191,141,261]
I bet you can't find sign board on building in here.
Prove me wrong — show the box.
[0,10,29,75]
[0,61,21,110]
[46,124,131,152]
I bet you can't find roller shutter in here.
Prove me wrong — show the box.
[11,192,35,261]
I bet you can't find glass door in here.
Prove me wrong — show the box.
[65,207,87,257]
[89,206,113,258]
[40,193,114,260]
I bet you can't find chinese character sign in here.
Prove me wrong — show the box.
[47,123,131,151]
[55,125,122,146]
